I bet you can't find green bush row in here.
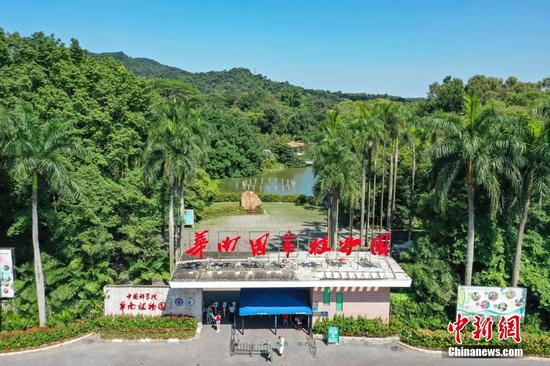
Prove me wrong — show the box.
[312,316,550,357]
[0,315,198,353]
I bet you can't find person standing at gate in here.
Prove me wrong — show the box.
[215,312,222,332]
[229,303,235,323]
[282,314,289,328]
[277,336,285,357]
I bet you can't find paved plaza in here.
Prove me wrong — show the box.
[0,324,544,366]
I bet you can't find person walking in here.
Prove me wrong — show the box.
[277,336,285,357]
[215,312,222,332]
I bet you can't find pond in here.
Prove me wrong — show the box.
[218,166,315,196]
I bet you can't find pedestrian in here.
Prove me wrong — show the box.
[282,314,289,328]
[229,303,235,323]
[277,336,285,357]
[215,312,222,332]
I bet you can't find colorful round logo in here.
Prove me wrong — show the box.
[186,297,195,306]
[174,297,184,306]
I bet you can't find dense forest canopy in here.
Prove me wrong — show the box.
[0,30,549,333]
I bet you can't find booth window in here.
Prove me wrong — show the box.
[336,292,344,311]
[323,287,330,304]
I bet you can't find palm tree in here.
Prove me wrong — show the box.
[314,110,360,248]
[145,100,205,273]
[0,106,83,327]
[404,114,424,241]
[511,109,549,286]
[351,104,383,244]
[372,100,400,229]
[430,95,522,285]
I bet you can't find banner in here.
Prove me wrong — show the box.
[457,286,527,319]
[0,248,15,298]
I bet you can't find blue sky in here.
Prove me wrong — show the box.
[1,0,549,97]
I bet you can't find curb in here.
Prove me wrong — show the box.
[397,341,443,355]
[0,332,96,356]
[313,333,400,345]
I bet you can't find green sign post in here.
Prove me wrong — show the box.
[327,326,339,344]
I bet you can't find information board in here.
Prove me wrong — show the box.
[0,248,15,298]
[457,286,527,320]
[327,326,339,344]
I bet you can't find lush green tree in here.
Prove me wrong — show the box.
[511,108,550,286]
[0,105,84,326]
[313,110,360,248]
[144,100,205,272]
[429,95,522,285]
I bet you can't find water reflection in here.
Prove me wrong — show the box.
[219,166,314,196]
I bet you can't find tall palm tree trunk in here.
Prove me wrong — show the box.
[32,173,47,327]
[168,183,175,274]
[387,142,394,229]
[371,146,377,232]
[379,140,386,228]
[365,150,372,245]
[465,165,475,286]
[392,139,399,212]
[178,178,186,258]
[349,203,354,235]
[329,190,339,249]
[512,182,532,287]
[359,155,366,245]
[408,143,416,241]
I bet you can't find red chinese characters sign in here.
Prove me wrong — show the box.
[447,314,522,344]
[370,233,391,256]
[183,230,385,258]
[119,292,167,313]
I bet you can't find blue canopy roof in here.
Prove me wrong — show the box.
[239,288,312,316]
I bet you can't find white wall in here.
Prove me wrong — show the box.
[104,286,202,321]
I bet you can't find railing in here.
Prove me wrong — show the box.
[230,326,272,361]
[306,333,317,358]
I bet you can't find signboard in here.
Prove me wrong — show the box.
[104,286,202,320]
[0,248,15,298]
[183,209,194,227]
[457,286,527,320]
[320,311,329,317]
[327,326,340,344]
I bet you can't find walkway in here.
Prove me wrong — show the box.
[1,325,544,366]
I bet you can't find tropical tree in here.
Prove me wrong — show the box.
[403,113,424,241]
[511,108,550,286]
[351,104,383,244]
[429,95,522,285]
[314,110,360,248]
[0,106,84,326]
[144,100,206,273]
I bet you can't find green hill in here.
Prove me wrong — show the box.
[94,51,409,102]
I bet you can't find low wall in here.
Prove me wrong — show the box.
[104,286,202,321]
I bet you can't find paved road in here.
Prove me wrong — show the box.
[1,325,545,366]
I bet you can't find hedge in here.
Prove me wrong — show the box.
[0,321,93,353]
[0,315,198,353]
[312,316,550,357]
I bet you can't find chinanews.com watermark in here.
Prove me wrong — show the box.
[447,346,523,358]
[446,313,524,358]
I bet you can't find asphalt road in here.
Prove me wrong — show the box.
[0,330,546,366]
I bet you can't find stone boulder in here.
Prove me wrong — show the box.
[241,191,262,211]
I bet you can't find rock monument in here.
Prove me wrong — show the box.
[240,191,262,211]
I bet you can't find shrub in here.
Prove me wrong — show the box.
[0,321,93,352]
[0,315,199,352]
